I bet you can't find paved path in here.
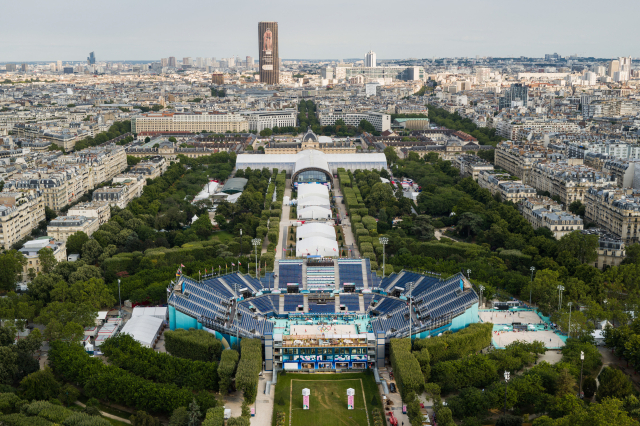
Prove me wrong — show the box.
[333,186,359,258]
[74,401,132,425]
[251,372,275,426]
[276,181,292,260]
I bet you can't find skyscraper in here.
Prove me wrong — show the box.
[168,57,176,67]
[87,52,96,65]
[365,50,376,68]
[259,21,279,85]
[499,83,528,110]
[161,58,168,67]
[246,56,253,68]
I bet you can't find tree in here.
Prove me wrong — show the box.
[0,250,26,291]
[67,231,89,255]
[557,231,598,264]
[496,414,523,426]
[50,277,115,309]
[259,128,272,137]
[169,407,189,426]
[18,367,60,400]
[568,200,586,217]
[168,137,177,142]
[81,239,103,264]
[457,212,483,238]
[410,215,435,241]
[36,301,97,341]
[45,206,57,221]
[583,376,597,398]
[556,366,577,397]
[131,411,162,426]
[597,366,634,401]
[38,247,57,274]
[358,119,376,133]
[0,346,18,385]
[192,215,213,239]
[383,146,399,165]
[144,137,151,143]
[188,398,202,426]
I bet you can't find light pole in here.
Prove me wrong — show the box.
[239,228,243,263]
[579,351,584,398]
[407,282,414,347]
[479,285,485,309]
[379,237,388,278]
[557,285,565,312]
[529,266,535,306]
[117,279,122,317]
[504,371,510,414]
[252,238,261,278]
[467,269,471,280]
[568,301,573,338]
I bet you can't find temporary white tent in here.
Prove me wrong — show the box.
[297,223,336,240]
[193,182,219,202]
[298,206,332,220]
[296,236,339,258]
[131,306,168,321]
[120,315,164,348]
[298,183,330,201]
[298,195,330,210]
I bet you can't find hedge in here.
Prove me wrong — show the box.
[389,339,424,400]
[356,228,369,237]
[413,323,492,364]
[351,215,362,223]
[361,216,377,230]
[236,339,262,403]
[218,349,239,395]
[202,407,225,426]
[164,328,222,362]
[412,348,431,382]
[101,334,219,392]
[48,342,197,414]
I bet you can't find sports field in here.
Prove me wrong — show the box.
[272,372,382,426]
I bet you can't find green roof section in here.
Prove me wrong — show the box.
[222,177,248,194]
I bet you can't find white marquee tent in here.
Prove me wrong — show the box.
[296,236,339,258]
[297,223,336,240]
[298,206,332,220]
[120,315,164,348]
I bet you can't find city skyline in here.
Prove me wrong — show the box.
[2,0,640,61]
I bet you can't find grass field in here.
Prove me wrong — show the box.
[272,372,382,426]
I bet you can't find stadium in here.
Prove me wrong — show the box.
[167,262,479,372]
[168,136,479,373]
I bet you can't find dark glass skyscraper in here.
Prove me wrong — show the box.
[87,52,96,65]
[258,22,279,85]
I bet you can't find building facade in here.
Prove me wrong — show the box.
[240,110,297,132]
[584,186,640,244]
[258,22,279,85]
[131,112,249,135]
[47,215,100,242]
[519,196,583,239]
[317,111,390,132]
[0,190,45,250]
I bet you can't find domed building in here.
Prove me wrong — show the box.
[264,127,357,154]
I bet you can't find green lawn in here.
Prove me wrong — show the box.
[211,230,234,243]
[272,372,382,426]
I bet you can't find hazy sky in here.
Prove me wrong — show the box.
[2,0,639,62]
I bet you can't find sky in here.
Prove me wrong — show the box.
[2,0,639,62]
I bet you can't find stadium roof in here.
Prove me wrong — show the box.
[222,178,248,194]
[236,150,387,174]
[296,236,339,257]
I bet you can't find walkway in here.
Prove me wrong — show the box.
[333,185,359,258]
[74,401,131,425]
[251,372,275,426]
[276,181,292,260]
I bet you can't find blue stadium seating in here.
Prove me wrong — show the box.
[283,294,304,312]
[308,301,335,314]
[280,261,303,286]
[386,271,422,293]
[202,277,235,298]
[375,297,406,313]
[338,260,364,288]
[340,294,360,311]
[379,273,397,290]
[363,294,376,309]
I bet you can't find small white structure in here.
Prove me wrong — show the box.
[193,181,219,203]
[302,388,310,410]
[131,306,168,321]
[347,388,355,410]
[120,315,164,348]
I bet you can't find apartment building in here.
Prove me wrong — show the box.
[453,155,494,181]
[19,237,67,280]
[582,229,625,270]
[585,186,640,244]
[93,174,145,209]
[497,181,537,203]
[67,201,111,225]
[496,119,581,140]
[566,141,640,160]
[131,112,249,135]
[478,170,520,196]
[495,141,552,184]
[528,163,615,206]
[519,196,583,239]
[47,215,100,242]
[317,110,391,132]
[129,156,167,180]
[240,109,297,132]
[602,159,640,189]
[0,190,45,250]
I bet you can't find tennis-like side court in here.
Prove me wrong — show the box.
[272,372,382,426]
